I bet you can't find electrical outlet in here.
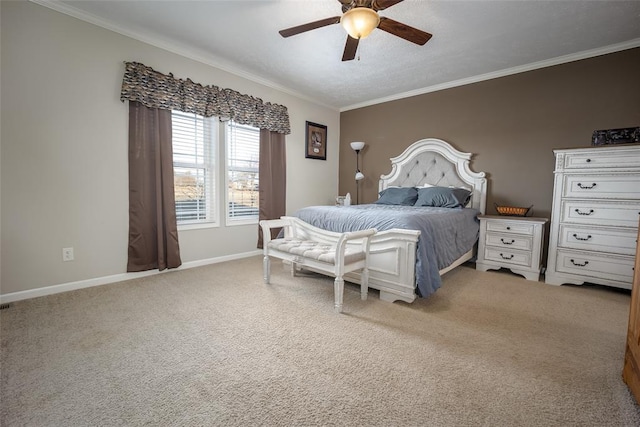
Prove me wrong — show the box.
[62,247,74,262]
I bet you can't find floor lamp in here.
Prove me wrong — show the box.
[350,141,365,204]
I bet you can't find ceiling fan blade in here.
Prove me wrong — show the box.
[372,0,404,11]
[279,16,341,38]
[342,36,359,61]
[377,17,432,45]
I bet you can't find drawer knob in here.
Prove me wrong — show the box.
[500,253,514,260]
[570,259,589,267]
[575,208,594,216]
[572,233,592,241]
[506,226,511,230]
[586,159,591,163]
[500,238,515,245]
[577,182,597,189]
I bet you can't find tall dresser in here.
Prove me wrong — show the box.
[545,145,640,290]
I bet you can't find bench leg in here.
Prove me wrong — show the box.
[334,276,344,313]
[263,256,271,284]
[360,267,369,301]
[290,261,297,277]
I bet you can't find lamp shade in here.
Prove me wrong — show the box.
[355,171,365,181]
[350,141,365,151]
[340,8,380,40]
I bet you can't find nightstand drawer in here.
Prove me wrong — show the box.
[561,200,640,227]
[555,249,634,283]
[483,247,531,268]
[558,224,637,256]
[485,232,532,251]
[486,221,534,235]
[563,174,640,199]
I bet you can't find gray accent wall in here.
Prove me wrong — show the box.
[340,48,640,219]
[339,48,640,264]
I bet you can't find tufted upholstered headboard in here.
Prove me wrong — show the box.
[379,138,488,214]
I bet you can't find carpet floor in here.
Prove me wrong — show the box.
[1,256,639,426]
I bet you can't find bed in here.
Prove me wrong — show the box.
[292,138,487,303]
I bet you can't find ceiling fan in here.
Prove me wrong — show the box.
[279,0,432,61]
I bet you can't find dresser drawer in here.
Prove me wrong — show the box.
[486,232,533,251]
[558,224,638,256]
[562,151,640,170]
[555,249,634,283]
[561,200,640,227]
[563,174,640,199]
[483,247,531,268]
[486,221,534,235]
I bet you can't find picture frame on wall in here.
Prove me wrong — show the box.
[305,121,327,160]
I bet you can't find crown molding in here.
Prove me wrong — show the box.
[28,1,640,113]
[29,0,340,111]
[340,38,640,112]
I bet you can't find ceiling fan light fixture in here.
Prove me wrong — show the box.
[340,7,380,39]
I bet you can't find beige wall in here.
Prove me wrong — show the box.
[340,48,640,220]
[0,2,340,296]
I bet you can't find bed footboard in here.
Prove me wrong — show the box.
[345,229,420,303]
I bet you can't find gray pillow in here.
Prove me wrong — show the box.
[415,187,472,208]
[375,187,418,205]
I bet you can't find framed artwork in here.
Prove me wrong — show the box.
[305,121,327,160]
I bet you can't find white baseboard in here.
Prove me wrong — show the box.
[0,250,262,304]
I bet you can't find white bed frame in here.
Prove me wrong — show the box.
[344,138,487,303]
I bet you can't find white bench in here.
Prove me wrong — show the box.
[259,216,376,313]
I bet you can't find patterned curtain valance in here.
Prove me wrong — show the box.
[120,62,290,134]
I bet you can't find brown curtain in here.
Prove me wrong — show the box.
[127,101,182,272]
[257,129,286,249]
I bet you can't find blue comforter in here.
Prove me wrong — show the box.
[292,204,480,298]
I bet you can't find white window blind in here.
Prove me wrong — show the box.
[226,121,259,222]
[172,111,216,225]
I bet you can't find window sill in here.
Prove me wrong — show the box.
[226,218,258,227]
[178,221,219,231]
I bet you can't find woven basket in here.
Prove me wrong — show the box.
[494,203,532,217]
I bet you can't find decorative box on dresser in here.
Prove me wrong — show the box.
[545,145,640,289]
[476,215,548,281]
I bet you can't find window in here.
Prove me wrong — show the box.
[171,112,259,228]
[172,111,217,226]
[226,121,260,223]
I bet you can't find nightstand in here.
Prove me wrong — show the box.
[476,215,548,281]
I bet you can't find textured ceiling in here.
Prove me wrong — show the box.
[39,0,640,111]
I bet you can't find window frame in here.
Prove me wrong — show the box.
[224,120,260,226]
[172,110,219,230]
